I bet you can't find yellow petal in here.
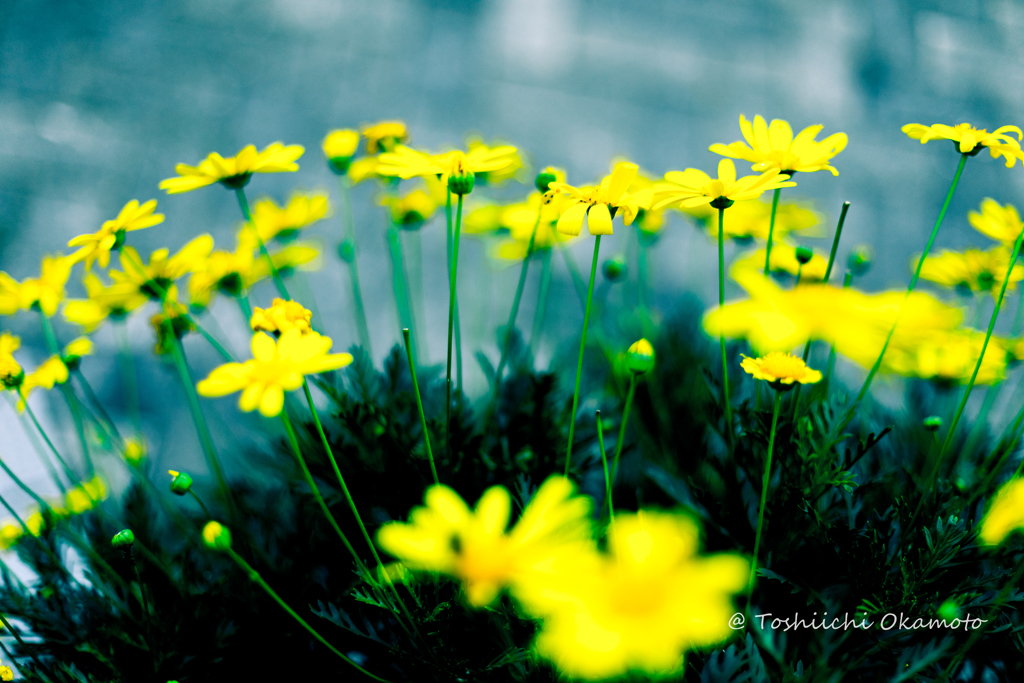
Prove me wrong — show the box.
[587,204,613,236]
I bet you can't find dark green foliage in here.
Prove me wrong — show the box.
[2,308,1024,681]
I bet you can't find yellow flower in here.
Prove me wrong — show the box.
[0,333,22,389]
[196,329,352,417]
[0,255,75,317]
[377,476,593,608]
[734,242,829,281]
[532,512,748,680]
[68,199,165,271]
[741,352,822,387]
[902,122,1024,166]
[362,121,408,154]
[248,193,330,242]
[377,143,521,194]
[710,115,848,175]
[151,297,195,356]
[466,138,524,185]
[380,188,439,228]
[60,475,107,515]
[323,129,360,163]
[63,273,149,332]
[0,333,18,356]
[124,438,146,465]
[159,143,305,194]
[250,298,313,336]
[18,355,70,410]
[979,477,1024,545]
[0,662,11,681]
[348,155,385,184]
[651,159,796,212]
[919,246,1024,297]
[547,162,652,237]
[968,198,1024,246]
[0,523,22,550]
[466,188,577,262]
[110,236,214,301]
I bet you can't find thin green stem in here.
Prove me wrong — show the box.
[338,176,373,356]
[237,294,253,323]
[596,410,613,521]
[235,187,289,299]
[610,374,637,485]
[493,209,542,393]
[824,202,851,283]
[763,188,781,276]
[386,219,416,357]
[564,235,602,476]
[0,612,47,673]
[446,193,465,458]
[74,368,124,449]
[23,405,71,494]
[749,389,783,595]
[39,313,94,476]
[718,207,734,445]
[167,327,234,514]
[530,248,553,351]
[403,329,438,485]
[115,319,144,440]
[559,243,589,310]
[189,490,213,519]
[855,154,968,405]
[226,547,392,682]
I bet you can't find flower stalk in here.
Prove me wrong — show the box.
[749,389,782,594]
[445,192,465,457]
[596,410,613,521]
[234,187,290,299]
[564,235,602,476]
[717,206,734,444]
[403,329,438,485]
[337,175,373,356]
[763,188,782,276]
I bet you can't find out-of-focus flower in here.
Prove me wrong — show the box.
[323,129,360,173]
[250,299,312,336]
[111,236,214,301]
[710,115,848,175]
[532,512,748,681]
[18,356,70,410]
[0,333,23,390]
[202,521,232,551]
[466,138,525,185]
[547,162,652,237]
[0,255,75,317]
[63,273,150,332]
[734,242,829,281]
[919,246,1024,297]
[377,143,520,195]
[58,476,107,515]
[652,159,795,212]
[123,438,146,465]
[968,198,1024,246]
[68,199,165,271]
[626,338,656,374]
[378,476,593,608]
[683,197,822,242]
[151,297,195,356]
[362,121,407,154]
[196,330,352,417]
[380,185,441,228]
[902,122,1024,166]
[248,193,330,243]
[159,143,305,194]
[741,352,822,390]
[979,477,1024,545]
[61,337,93,371]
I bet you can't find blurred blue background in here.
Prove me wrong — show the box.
[2,0,1024,519]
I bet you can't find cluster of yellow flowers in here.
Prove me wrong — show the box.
[377,476,747,679]
[0,475,107,550]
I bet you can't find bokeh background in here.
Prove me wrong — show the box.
[2,0,1024,525]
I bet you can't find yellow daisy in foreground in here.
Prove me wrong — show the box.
[652,159,795,211]
[979,477,1024,546]
[710,114,848,175]
[546,162,652,237]
[969,198,1024,246]
[159,143,305,194]
[377,476,593,607]
[68,199,165,271]
[532,512,748,680]
[196,329,352,417]
[741,351,822,389]
[902,122,1024,166]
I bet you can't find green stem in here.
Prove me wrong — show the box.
[226,547,392,682]
[530,248,553,351]
[855,154,968,405]
[235,187,289,299]
[446,194,465,458]
[338,176,373,356]
[189,489,213,519]
[610,374,637,485]
[559,243,589,310]
[115,319,144,441]
[596,410,613,521]
[749,390,783,595]
[493,209,542,392]
[74,368,124,450]
[824,202,851,283]
[0,612,47,673]
[763,188,781,276]
[403,329,438,485]
[167,327,234,514]
[386,219,415,357]
[564,235,602,476]
[23,405,71,494]
[39,313,94,477]
[718,207,734,445]
[237,294,253,323]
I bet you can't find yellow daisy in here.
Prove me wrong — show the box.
[546,162,652,237]
[918,246,1024,298]
[248,192,330,242]
[159,143,305,194]
[969,198,1024,246]
[651,159,796,212]
[979,477,1024,546]
[250,298,313,336]
[362,121,408,154]
[63,273,149,332]
[741,351,822,389]
[68,199,165,271]
[710,114,848,175]
[377,143,521,194]
[902,122,1024,166]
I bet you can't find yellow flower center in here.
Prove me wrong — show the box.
[757,352,810,380]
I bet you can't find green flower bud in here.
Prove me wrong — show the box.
[795,246,813,265]
[111,529,135,548]
[848,244,872,276]
[202,521,232,551]
[535,171,557,193]
[337,239,355,264]
[626,338,655,375]
[937,598,961,622]
[168,470,193,496]
[923,416,942,432]
[602,255,627,282]
[448,170,475,196]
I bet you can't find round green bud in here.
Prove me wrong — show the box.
[169,470,193,496]
[795,246,813,265]
[202,521,232,551]
[937,598,961,622]
[923,416,942,432]
[848,245,872,275]
[535,171,557,193]
[626,338,655,375]
[111,529,135,548]
[337,239,355,264]
[448,171,475,196]
[602,255,627,282]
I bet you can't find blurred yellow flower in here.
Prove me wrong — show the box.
[710,115,848,175]
[969,198,1024,246]
[466,186,577,262]
[123,438,146,465]
[380,188,439,228]
[0,523,21,550]
[63,273,149,332]
[979,477,1024,545]
[196,329,352,417]
[111,236,214,301]
[741,352,822,387]
[0,338,22,389]
[362,121,407,154]
[684,197,822,242]
[902,122,1024,166]
[151,297,195,356]
[919,246,1024,297]
[0,661,12,681]
[466,138,524,185]
[248,193,330,242]
[250,298,312,336]
[59,475,107,515]
[348,155,385,184]
[734,242,828,281]
[18,355,70,410]
[377,476,593,608]
[0,255,75,317]
[68,199,165,271]
[377,143,520,193]
[547,162,652,237]
[532,512,748,680]
[652,159,795,211]
[159,143,305,194]
[323,129,360,164]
